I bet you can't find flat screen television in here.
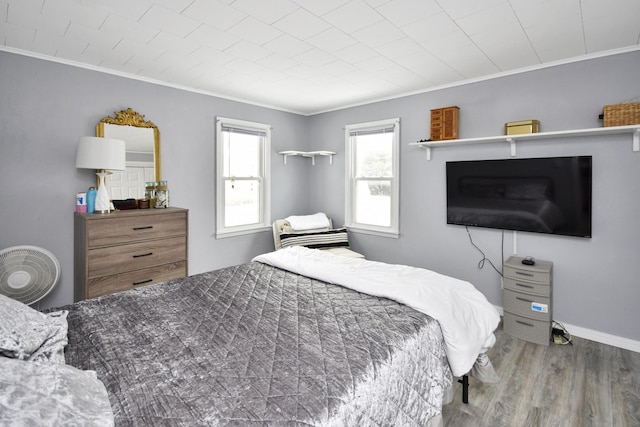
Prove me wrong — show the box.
[446,156,592,237]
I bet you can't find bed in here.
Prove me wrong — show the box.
[1,247,500,427]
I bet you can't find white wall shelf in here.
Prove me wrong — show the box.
[410,125,640,160]
[278,150,337,165]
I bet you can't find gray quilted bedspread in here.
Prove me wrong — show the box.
[64,262,453,426]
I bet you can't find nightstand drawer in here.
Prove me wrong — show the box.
[87,261,187,298]
[503,277,550,296]
[87,212,187,247]
[504,264,551,283]
[503,311,551,346]
[503,288,551,321]
[88,236,186,277]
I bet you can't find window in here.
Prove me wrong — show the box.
[216,117,271,238]
[345,118,399,237]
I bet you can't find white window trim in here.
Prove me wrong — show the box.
[216,116,271,238]
[345,118,400,238]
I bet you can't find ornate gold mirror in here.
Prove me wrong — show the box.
[96,108,160,199]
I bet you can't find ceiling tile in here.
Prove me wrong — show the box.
[438,0,507,20]
[374,37,424,59]
[256,52,300,71]
[100,14,159,44]
[306,27,358,52]
[323,0,384,34]
[262,34,313,56]
[471,27,539,70]
[221,57,265,74]
[226,16,283,46]
[8,2,68,37]
[230,0,299,24]
[352,19,405,47]
[401,11,459,43]
[294,0,350,17]
[224,40,271,61]
[86,0,152,21]
[181,0,246,31]
[185,24,240,51]
[455,3,520,37]
[148,0,192,13]
[374,0,441,27]
[115,37,164,61]
[333,42,378,63]
[272,8,331,40]
[189,46,235,66]
[294,48,337,67]
[526,24,585,62]
[138,4,200,38]
[319,58,358,76]
[147,31,196,55]
[437,43,499,78]
[65,21,120,50]
[41,0,107,29]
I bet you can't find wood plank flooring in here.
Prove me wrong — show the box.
[442,323,640,426]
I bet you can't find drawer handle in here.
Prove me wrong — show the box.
[133,279,153,286]
[516,271,534,277]
[133,252,153,258]
[133,226,153,230]
[516,320,534,327]
[516,283,534,289]
[516,296,534,303]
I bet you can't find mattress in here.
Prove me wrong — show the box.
[64,261,454,426]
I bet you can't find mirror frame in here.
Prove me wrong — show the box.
[95,108,161,181]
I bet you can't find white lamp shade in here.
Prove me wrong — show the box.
[75,136,126,171]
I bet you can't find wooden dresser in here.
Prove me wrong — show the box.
[74,207,188,301]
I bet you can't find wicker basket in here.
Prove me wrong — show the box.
[602,102,640,127]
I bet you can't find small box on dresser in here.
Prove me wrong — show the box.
[74,207,188,301]
[502,256,553,346]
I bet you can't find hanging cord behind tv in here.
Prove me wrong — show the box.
[465,226,504,277]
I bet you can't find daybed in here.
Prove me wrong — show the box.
[1,223,500,426]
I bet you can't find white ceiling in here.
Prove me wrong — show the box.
[1,0,639,115]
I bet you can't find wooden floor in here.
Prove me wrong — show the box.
[442,323,640,427]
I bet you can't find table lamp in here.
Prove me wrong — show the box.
[75,136,126,213]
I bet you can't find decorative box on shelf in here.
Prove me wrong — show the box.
[601,102,640,127]
[505,120,540,135]
[430,106,459,141]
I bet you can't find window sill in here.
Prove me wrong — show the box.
[346,226,399,239]
[216,225,271,239]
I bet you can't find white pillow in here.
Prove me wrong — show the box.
[0,294,68,363]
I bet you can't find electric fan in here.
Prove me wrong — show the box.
[0,245,60,305]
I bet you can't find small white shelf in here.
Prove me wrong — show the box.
[278,150,337,165]
[410,125,640,160]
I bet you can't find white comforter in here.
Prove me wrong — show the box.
[253,246,500,377]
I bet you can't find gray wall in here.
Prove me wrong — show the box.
[2,49,639,343]
[307,50,640,342]
[0,51,310,310]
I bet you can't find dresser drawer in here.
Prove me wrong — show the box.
[503,288,551,321]
[503,277,550,296]
[503,311,551,346]
[87,212,187,247]
[88,236,186,277]
[87,261,187,299]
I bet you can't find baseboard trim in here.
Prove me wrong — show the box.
[493,305,640,353]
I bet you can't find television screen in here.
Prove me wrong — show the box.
[446,156,592,237]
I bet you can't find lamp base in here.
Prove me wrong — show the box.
[95,171,113,213]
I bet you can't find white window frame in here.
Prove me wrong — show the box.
[216,117,271,238]
[345,118,400,238]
